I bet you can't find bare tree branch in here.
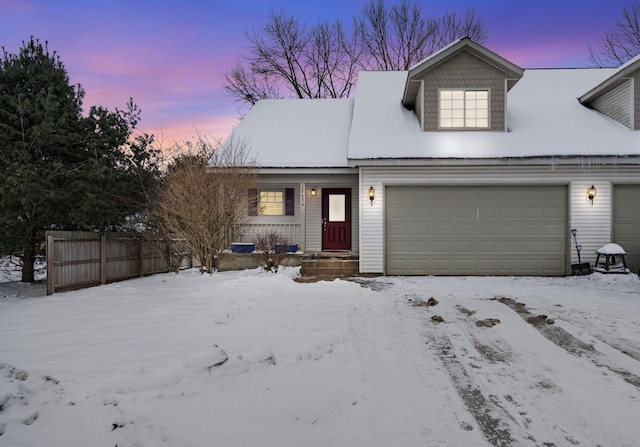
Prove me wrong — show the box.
[435,6,489,50]
[223,0,488,108]
[357,1,487,70]
[590,1,640,67]
[155,137,257,274]
[224,61,282,106]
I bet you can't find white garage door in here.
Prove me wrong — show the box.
[613,185,640,274]
[386,186,567,275]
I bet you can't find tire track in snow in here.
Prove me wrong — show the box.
[428,333,516,447]
[496,297,640,389]
[415,294,627,447]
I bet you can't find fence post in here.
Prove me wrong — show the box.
[46,235,55,295]
[100,234,107,285]
[139,235,144,277]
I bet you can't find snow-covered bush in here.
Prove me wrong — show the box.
[253,231,289,273]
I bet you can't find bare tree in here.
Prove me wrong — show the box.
[357,0,488,70]
[224,9,360,109]
[155,137,257,274]
[224,62,282,106]
[225,1,488,109]
[357,0,437,70]
[589,1,640,67]
[435,7,489,52]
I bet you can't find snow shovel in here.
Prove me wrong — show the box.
[571,229,592,275]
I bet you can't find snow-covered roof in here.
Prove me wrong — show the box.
[229,98,354,168]
[230,66,640,168]
[580,54,640,104]
[348,68,640,160]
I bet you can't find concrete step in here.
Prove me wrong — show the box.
[301,259,359,268]
[300,258,359,277]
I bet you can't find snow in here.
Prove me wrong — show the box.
[229,64,639,167]
[347,68,640,160]
[597,243,627,255]
[230,98,354,168]
[1,268,640,446]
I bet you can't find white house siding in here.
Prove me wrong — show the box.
[359,161,638,275]
[250,173,359,253]
[568,181,611,266]
[591,79,633,129]
[360,167,385,273]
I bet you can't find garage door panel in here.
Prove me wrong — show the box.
[432,240,452,251]
[432,224,454,235]
[453,241,474,252]
[498,207,521,218]
[476,240,498,251]
[498,224,519,235]
[477,224,498,236]
[386,185,567,275]
[387,225,408,236]
[521,241,543,253]
[521,208,543,219]
[521,225,543,236]
[614,185,640,273]
[427,210,449,220]
[521,260,540,270]
[543,207,565,218]
[616,223,635,233]
[542,223,564,236]
[498,240,520,252]
[453,207,476,219]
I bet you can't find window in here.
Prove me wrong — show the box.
[259,191,283,215]
[248,188,294,216]
[439,89,489,129]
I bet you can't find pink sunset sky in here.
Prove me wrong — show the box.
[0,0,628,145]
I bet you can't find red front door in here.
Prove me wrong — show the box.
[322,188,351,251]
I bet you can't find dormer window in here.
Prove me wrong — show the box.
[439,89,490,129]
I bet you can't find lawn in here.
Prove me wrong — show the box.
[1,268,639,446]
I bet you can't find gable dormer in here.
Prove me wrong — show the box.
[579,55,640,130]
[402,37,524,132]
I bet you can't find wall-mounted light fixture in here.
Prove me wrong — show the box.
[311,188,316,196]
[369,186,375,206]
[587,185,596,205]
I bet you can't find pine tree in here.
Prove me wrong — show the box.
[0,38,161,282]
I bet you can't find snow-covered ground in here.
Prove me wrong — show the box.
[1,267,639,447]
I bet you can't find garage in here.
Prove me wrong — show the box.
[613,185,640,274]
[385,185,567,275]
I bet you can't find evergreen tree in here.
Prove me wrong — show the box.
[0,38,161,282]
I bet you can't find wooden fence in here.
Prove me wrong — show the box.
[46,231,191,295]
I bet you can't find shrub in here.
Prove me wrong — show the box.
[253,231,289,273]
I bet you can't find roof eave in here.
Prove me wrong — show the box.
[579,56,640,104]
[407,37,524,80]
[402,37,524,105]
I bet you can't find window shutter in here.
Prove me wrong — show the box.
[285,188,294,216]
[248,188,258,216]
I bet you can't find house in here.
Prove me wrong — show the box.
[228,37,640,276]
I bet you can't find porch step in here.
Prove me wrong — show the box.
[299,253,359,279]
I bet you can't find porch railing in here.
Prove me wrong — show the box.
[232,223,301,246]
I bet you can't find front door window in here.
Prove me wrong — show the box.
[329,194,346,222]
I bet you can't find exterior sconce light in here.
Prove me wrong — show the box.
[311,188,316,196]
[587,185,596,205]
[369,186,375,206]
